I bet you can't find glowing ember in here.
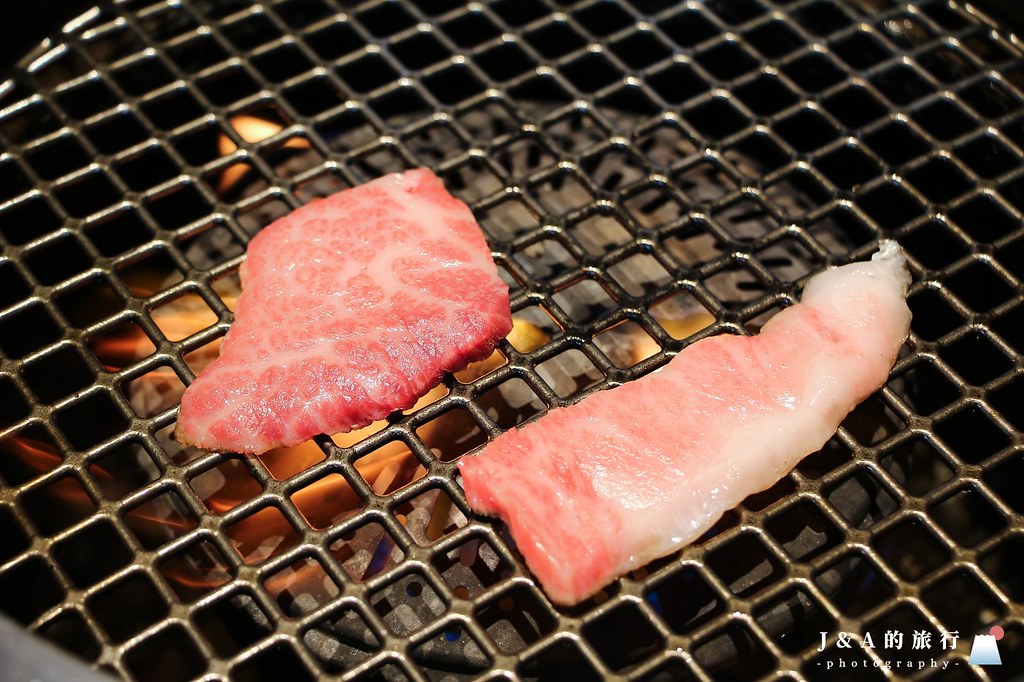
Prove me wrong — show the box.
[150,293,223,342]
[632,311,716,363]
[217,115,310,194]
[223,115,304,149]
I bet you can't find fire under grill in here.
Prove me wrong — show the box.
[0,0,1022,679]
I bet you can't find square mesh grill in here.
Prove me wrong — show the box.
[0,0,1022,679]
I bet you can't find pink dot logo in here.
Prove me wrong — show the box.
[990,626,1004,642]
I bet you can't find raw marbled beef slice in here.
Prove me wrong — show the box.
[459,242,911,605]
[175,168,511,454]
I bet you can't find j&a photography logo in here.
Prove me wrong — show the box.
[817,625,1004,671]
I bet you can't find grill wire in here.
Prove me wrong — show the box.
[0,0,1022,679]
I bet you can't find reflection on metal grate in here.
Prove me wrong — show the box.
[0,0,1022,679]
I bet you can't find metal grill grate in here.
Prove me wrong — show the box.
[0,0,1022,679]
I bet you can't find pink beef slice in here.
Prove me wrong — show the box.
[459,242,912,605]
[175,168,511,454]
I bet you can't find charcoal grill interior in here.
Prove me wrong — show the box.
[0,0,1022,679]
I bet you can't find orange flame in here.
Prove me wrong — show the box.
[1,437,196,534]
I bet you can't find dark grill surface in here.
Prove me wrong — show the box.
[0,0,1022,679]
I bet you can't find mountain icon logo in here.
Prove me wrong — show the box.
[968,626,1004,666]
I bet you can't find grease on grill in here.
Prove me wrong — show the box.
[0,0,1021,680]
